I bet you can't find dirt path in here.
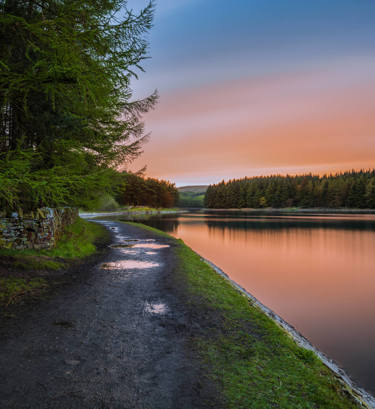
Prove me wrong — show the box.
[0,221,205,409]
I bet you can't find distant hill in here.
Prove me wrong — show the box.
[178,185,208,194]
[177,185,208,207]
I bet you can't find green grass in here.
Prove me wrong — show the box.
[12,258,63,271]
[0,277,48,306]
[126,221,362,408]
[175,242,362,408]
[123,206,180,213]
[121,221,172,238]
[0,218,108,307]
[0,218,107,262]
[45,217,107,259]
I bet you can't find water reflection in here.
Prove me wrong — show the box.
[135,211,375,395]
[144,301,168,315]
[132,243,170,249]
[101,260,159,270]
[134,217,180,234]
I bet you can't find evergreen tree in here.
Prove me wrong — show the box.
[116,173,178,208]
[205,171,375,210]
[0,0,157,211]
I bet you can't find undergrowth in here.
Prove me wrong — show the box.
[0,277,47,306]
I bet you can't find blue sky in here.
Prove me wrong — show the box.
[127,0,375,186]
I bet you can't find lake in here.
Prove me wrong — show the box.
[136,210,375,395]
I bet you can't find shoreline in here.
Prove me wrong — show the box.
[1,218,372,408]
[203,207,375,214]
[202,257,375,409]
[129,221,371,408]
[80,208,186,219]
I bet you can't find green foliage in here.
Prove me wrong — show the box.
[116,172,179,208]
[178,192,205,207]
[0,277,47,306]
[175,239,361,409]
[84,193,121,212]
[205,170,375,209]
[0,150,122,211]
[0,0,156,211]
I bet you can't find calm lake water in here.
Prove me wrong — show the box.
[137,210,375,395]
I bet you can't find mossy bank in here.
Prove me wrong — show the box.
[130,222,368,409]
[0,218,109,309]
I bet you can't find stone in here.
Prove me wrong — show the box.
[0,207,78,250]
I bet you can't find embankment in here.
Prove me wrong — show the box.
[133,222,373,409]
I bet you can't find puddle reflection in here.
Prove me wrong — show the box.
[144,301,168,315]
[101,260,159,270]
[119,249,137,255]
[133,243,170,249]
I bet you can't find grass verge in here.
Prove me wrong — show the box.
[123,206,180,213]
[0,218,108,307]
[121,221,172,238]
[126,222,363,409]
[175,241,362,409]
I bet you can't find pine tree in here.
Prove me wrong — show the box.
[0,0,157,211]
[205,171,375,210]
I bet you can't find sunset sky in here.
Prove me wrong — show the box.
[128,0,375,186]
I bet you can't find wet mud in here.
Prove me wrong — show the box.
[0,221,212,409]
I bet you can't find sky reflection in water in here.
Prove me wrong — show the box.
[141,211,375,394]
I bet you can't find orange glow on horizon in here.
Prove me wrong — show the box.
[131,61,375,184]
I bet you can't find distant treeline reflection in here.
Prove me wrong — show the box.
[205,171,375,209]
[141,212,375,236]
[143,218,180,233]
[204,217,375,232]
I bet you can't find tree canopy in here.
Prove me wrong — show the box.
[205,171,375,209]
[0,0,157,212]
[116,173,179,209]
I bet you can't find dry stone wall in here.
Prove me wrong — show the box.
[0,207,78,250]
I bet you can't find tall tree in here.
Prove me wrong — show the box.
[0,0,157,211]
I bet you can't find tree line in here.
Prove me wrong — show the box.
[204,171,375,209]
[116,173,178,208]
[0,0,156,213]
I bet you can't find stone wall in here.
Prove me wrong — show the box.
[0,207,78,250]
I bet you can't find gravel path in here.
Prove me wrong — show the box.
[0,221,204,409]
